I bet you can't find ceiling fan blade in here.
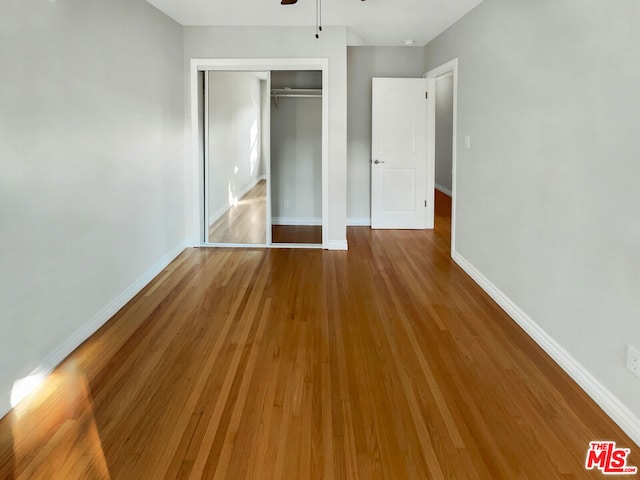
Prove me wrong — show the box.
[281,0,298,4]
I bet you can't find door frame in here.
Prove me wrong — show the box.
[425,58,459,256]
[190,58,329,248]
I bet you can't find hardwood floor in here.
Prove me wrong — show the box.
[434,188,452,241]
[208,180,267,244]
[272,225,323,244]
[0,193,637,479]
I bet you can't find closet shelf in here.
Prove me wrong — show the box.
[271,88,322,98]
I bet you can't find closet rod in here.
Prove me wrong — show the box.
[271,88,322,98]
[271,94,322,98]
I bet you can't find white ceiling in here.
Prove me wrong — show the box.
[145,0,483,46]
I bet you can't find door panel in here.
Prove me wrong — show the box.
[371,78,428,229]
[382,169,415,211]
[383,90,417,154]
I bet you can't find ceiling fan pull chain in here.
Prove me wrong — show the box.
[319,0,322,32]
[315,0,319,38]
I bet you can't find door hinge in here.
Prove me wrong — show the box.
[424,200,427,207]
[425,92,428,99]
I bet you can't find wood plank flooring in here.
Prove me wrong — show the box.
[272,225,322,244]
[0,191,637,479]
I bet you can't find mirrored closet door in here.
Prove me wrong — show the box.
[204,71,271,245]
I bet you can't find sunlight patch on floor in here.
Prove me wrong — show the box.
[10,362,111,479]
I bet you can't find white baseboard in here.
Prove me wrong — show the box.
[209,176,266,227]
[272,217,322,226]
[452,251,640,447]
[0,241,189,420]
[347,217,371,227]
[435,184,452,197]
[326,240,348,251]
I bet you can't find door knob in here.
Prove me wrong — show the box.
[374,160,385,165]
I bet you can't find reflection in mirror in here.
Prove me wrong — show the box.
[206,71,269,244]
[271,70,323,244]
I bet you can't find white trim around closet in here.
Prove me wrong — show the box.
[190,58,330,250]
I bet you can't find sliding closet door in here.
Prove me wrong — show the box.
[204,71,269,245]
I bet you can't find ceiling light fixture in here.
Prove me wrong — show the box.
[404,39,416,46]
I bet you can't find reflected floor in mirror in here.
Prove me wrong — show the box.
[208,180,267,244]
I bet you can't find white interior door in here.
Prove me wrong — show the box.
[371,78,429,229]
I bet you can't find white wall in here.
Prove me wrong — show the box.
[435,75,453,193]
[207,72,263,224]
[424,0,640,441]
[184,26,348,248]
[347,47,425,223]
[0,0,185,416]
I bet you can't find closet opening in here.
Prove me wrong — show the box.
[271,71,323,245]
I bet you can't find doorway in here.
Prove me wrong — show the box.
[426,59,458,255]
[190,59,329,249]
[434,73,454,199]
